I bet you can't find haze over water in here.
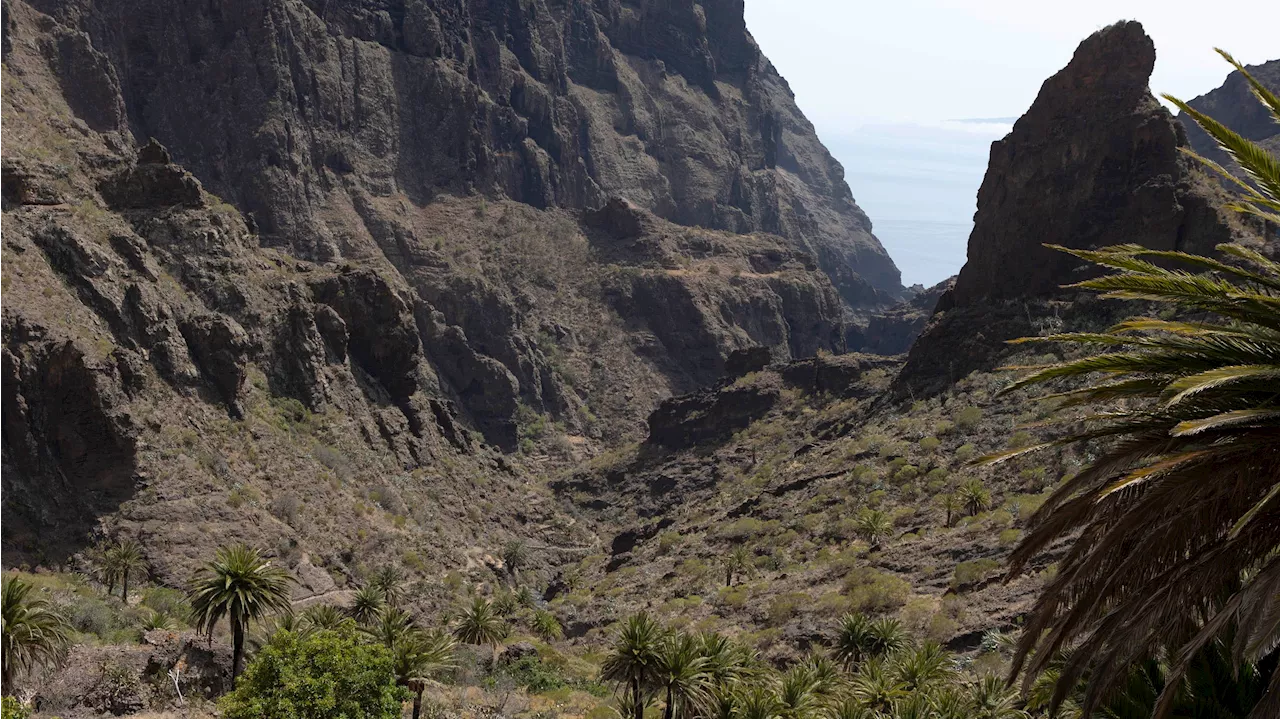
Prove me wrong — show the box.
[825,121,1011,288]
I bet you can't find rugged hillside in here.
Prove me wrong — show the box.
[894,21,1255,398]
[22,0,901,310]
[550,21,1279,662]
[0,0,888,582]
[1182,58,1280,171]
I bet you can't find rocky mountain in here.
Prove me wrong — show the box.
[18,0,902,308]
[0,0,901,579]
[1181,57,1280,182]
[894,21,1257,398]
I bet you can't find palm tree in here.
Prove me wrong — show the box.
[187,544,293,680]
[370,566,405,607]
[834,613,875,669]
[699,632,755,688]
[601,612,666,719]
[349,584,386,625]
[797,654,841,698]
[939,493,961,528]
[302,603,349,630]
[826,697,878,719]
[394,628,457,719]
[248,611,314,652]
[850,660,907,714]
[363,605,417,648]
[890,641,954,693]
[967,675,1027,719]
[110,539,146,603]
[515,585,537,608]
[956,479,991,517]
[532,609,563,640]
[854,509,893,548]
[776,664,821,719]
[2,575,71,692]
[738,685,782,719]
[503,540,528,584]
[867,618,907,659]
[655,632,712,719]
[452,597,506,665]
[723,545,754,587]
[89,541,120,597]
[995,53,1280,718]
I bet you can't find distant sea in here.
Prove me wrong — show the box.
[824,120,1013,288]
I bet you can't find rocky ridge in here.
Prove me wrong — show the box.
[1,0,871,580]
[32,0,902,310]
[894,21,1258,398]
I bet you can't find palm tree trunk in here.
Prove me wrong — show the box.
[632,676,644,719]
[725,567,733,587]
[232,616,245,681]
[663,686,674,719]
[413,687,424,719]
[2,664,12,696]
[122,568,130,602]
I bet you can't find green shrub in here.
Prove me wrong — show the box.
[952,558,1002,589]
[719,517,778,541]
[497,655,565,692]
[656,532,682,555]
[766,592,809,626]
[955,444,977,462]
[934,420,956,436]
[918,436,941,453]
[893,465,919,482]
[1007,431,1034,448]
[842,567,910,613]
[998,529,1022,545]
[2,697,31,719]
[220,627,406,719]
[140,587,190,621]
[955,407,983,429]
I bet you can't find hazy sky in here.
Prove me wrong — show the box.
[745,0,1280,129]
[743,0,1279,287]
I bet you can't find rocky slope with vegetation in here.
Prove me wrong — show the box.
[1,0,875,581]
[3,4,1279,718]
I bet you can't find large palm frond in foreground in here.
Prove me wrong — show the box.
[992,53,1280,718]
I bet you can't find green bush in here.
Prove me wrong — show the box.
[1,697,31,719]
[893,465,919,482]
[766,592,809,626]
[1007,431,1034,448]
[955,407,983,429]
[842,567,910,613]
[952,558,1002,589]
[918,436,941,453]
[496,655,565,693]
[140,586,190,621]
[955,444,977,462]
[219,627,406,719]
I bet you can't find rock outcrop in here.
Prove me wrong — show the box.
[1,0,862,573]
[45,0,901,309]
[895,21,1248,397]
[1181,58,1280,185]
[847,278,953,356]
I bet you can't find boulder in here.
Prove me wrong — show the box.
[99,141,204,209]
[647,376,780,450]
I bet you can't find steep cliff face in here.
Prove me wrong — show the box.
[28,0,900,310]
[1181,58,1280,182]
[0,0,865,577]
[895,21,1251,397]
